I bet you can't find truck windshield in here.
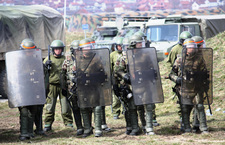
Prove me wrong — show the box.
[146,25,178,42]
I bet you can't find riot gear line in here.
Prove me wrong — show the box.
[4,31,213,142]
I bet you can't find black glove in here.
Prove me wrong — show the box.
[176,77,182,85]
[123,73,131,84]
[72,77,77,84]
[62,89,67,96]
[45,60,52,68]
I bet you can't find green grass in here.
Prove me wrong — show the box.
[0,31,225,144]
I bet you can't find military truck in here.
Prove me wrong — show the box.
[92,17,118,51]
[117,16,150,38]
[93,16,149,51]
[0,5,65,98]
[144,14,225,61]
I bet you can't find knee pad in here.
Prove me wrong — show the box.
[95,106,102,112]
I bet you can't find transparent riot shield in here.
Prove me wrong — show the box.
[127,47,164,105]
[181,48,213,105]
[75,48,112,108]
[5,49,46,108]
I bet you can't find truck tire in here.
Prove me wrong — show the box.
[0,61,7,99]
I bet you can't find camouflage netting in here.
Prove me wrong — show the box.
[0,5,65,59]
[68,8,225,39]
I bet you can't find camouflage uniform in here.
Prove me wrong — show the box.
[18,39,38,141]
[61,50,84,135]
[43,45,73,130]
[169,39,208,133]
[167,31,193,130]
[77,38,104,137]
[110,50,123,119]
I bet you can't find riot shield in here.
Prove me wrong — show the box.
[5,49,46,108]
[75,48,112,108]
[180,47,213,105]
[127,47,164,105]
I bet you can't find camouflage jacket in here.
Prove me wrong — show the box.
[114,51,127,74]
[62,51,76,91]
[169,53,207,98]
[110,50,123,73]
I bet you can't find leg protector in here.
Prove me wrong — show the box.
[94,106,102,137]
[196,104,208,131]
[181,104,192,132]
[145,104,154,134]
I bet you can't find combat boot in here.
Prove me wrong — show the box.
[181,105,192,133]
[76,128,84,136]
[125,111,132,135]
[196,104,208,133]
[102,124,111,132]
[137,105,146,129]
[145,104,155,135]
[83,129,93,138]
[146,128,155,135]
[101,107,111,132]
[129,109,140,136]
[19,136,30,141]
[81,108,93,138]
[19,107,31,140]
[94,106,103,137]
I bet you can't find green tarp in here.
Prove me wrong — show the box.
[0,5,65,59]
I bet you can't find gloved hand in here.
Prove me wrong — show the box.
[123,73,131,84]
[72,77,77,84]
[176,77,182,85]
[45,60,52,68]
[62,89,67,96]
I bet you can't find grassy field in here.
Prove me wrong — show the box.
[0,31,224,145]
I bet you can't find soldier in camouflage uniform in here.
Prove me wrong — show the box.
[134,31,160,130]
[17,39,38,141]
[43,40,73,132]
[61,40,84,136]
[166,31,192,130]
[169,38,209,134]
[77,38,103,137]
[190,36,206,133]
[111,37,124,119]
[115,34,159,135]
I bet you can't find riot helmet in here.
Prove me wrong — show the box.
[191,36,205,48]
[70,40,80,54]
[129,34,144,49]
[179,31,192,45]
[183,38,198,57]
[115,37,123,52]
[79,38,94,50]
[50,40,65,57]
[20,39,36,50]
[133,31,148,47]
